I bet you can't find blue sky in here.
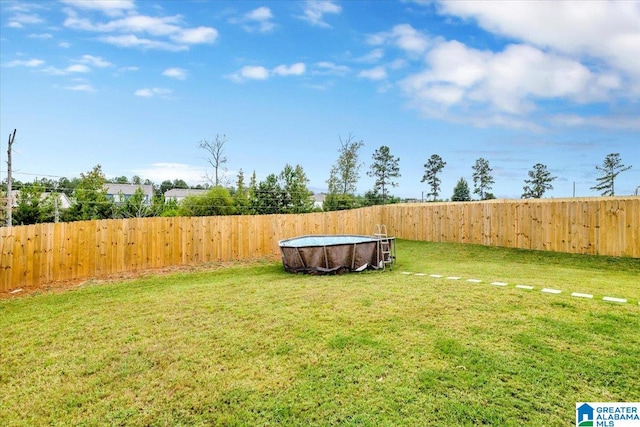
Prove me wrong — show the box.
[1,0,639,199]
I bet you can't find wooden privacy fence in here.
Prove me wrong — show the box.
[381,197,639,257]
[1,197,638,292]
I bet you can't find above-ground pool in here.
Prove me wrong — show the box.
[279,234,396,274]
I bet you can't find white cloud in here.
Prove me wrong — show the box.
[7,13,44,28]
[66,64,91,73]
[358,66,387,81]
[273,62,306,76]
[25,56,107,75]
[60,0,135,17]
[389,59,407,70]
[64,13,181,35]
[552,114,640,131]
[64,84,96,92]
[369,24,430,55]
[119,66,139,72]
[300,0,341,28]
[4,2,48,13]
[5,58,45,67]
[240,65,270,80]
[163,67,187,80]
[171,27,218,44]
[62,8,218,50]
[357,48,384,63]
[59,41,71,48]
[134,88,172,97]
[238,6,276,33]
[40,67,66,76]
[99,35,188,51]
[28,33,52,39]
[399,40,624,126]
[435,1,640,81]
[314,61,350,76]
[77,55,112,68]
[228,63,307,82]
[247,6,273,21]
[37,64,90,75]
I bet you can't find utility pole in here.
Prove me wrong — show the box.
[53,183,60,223]
[6,129,16,227]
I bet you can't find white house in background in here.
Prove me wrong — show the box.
[105,184,154,206]
[164,188,208,203]
[9,190,72,208]
[312,193,326,210]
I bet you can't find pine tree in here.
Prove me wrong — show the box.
[452,177,471,201]
[367,145,401,204]
[522,163,556,198]
[590,153,632,196]
[280,164,313,213]
[421,154,446,201]
[12,182,49,225]
[472,157,495,200]
[233,169,250,214]
[252,174,286,215]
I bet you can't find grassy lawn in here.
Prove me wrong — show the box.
[1,240,639,426]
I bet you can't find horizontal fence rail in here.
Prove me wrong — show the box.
[1,197,638,292]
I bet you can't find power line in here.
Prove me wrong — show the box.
[11,171,68,178]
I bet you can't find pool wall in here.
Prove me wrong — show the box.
[279,234,395,274]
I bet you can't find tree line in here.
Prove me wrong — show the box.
[1,132,633,226]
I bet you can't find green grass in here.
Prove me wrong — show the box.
[1,241,639,426]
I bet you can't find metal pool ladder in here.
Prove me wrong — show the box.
[373,224,395,270]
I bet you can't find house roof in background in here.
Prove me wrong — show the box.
[164,188,209,198]
[105,184,154,197]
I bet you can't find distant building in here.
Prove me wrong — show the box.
[105,184,154,206]
[9,190,72,209]
[164,188,209,203]
[312,193,326,210]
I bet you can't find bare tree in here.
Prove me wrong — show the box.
[199,134,228,186]
[326,133,364,195]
